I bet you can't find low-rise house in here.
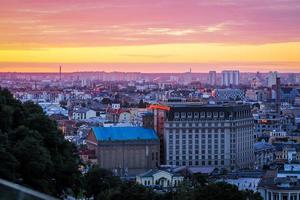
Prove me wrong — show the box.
[223,178,261,192]
[136,169,184,189]
[72,108,96,120]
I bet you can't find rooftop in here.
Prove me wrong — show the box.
[91,127,158,141]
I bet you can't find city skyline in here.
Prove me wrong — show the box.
[1,0,300,72]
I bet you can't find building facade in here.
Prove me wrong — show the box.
[208,71,217,86]
[212,88,245,101]
[86,127,160,175]
[254,142,275,169]
[258,164,300,200]
[221,70,240,87]
[136,169,184,190]
[164,103,254,170]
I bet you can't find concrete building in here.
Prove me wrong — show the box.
[212,88,245,101]
[258,164,300,200]
[254,142,275,169]
[267,71,278,87]
[86,127,160,175]
[208,71,217,86]
[221,70,240,86]
[164,103,254,170]
[253,112,295,138]
[273,143,300,163]
[72,108,96,120]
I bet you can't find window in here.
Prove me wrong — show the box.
[207,112,212,118]
[181,112,186,118]
[194,112,199,118]
[187,112,192,118]
[200,112,205,118]
[213,112,218,118]
[220,112,225,118]
[175,112,180,119]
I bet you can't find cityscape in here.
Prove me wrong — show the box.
[1,1,300,200]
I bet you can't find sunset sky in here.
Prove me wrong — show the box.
[0,0,300,72]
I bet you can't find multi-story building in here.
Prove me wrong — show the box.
[273,143,300,163]
[258,163,300,200]
[221,70,240,87]
[164,102,254,170]
[267,71,278,87]
[254,142,275,169]
[86,127,160,175]
[212,88,245,101]
[208,71,217,86]
[253,112,296,137]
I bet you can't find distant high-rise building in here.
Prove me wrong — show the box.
[267,71,278,87]
[221,70,240,86]
[208,71,217,86]
[183,67,192,85]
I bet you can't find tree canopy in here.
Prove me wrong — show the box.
[0,87,81,197]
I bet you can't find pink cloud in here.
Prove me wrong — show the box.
[0,0,300,48]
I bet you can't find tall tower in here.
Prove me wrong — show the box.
[59,66,62,81]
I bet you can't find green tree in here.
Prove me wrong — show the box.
[193,173,208,187]
[84,166,120,198]
[193,182,254,200]
[0,87,81,197]
[101,181,159,200]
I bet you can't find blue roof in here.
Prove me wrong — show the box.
[91,127,158,141]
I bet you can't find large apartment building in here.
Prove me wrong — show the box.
[164,103,254,169]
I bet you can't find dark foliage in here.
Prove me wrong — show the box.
[0,88,81,197]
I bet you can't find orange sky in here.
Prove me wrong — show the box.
[0,0,300,72]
